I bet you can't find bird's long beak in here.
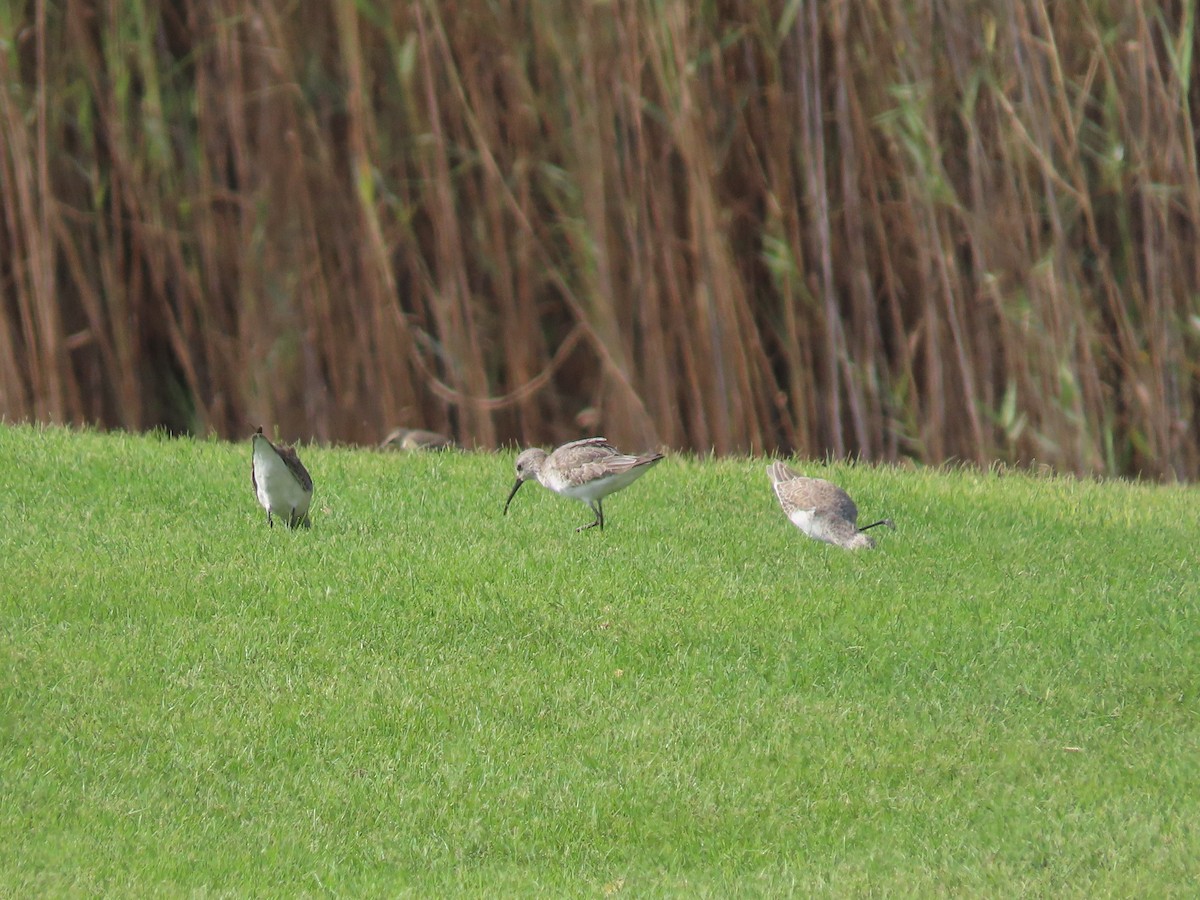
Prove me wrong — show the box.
[503,478,524,515]
[860,518,895,532]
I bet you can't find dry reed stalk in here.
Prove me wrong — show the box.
[1,0,1198,478]
[333,0,421,439]
[0,44,34,419]
[796,0,847,458]
[1,0,70,422]
[413,3,519,448]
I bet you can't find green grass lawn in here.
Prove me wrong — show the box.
[1,423,1196,896]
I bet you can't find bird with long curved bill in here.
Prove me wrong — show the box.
[767,461,893,550]
[504,437,663,532]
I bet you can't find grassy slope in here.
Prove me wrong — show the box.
[0,424,1196,896]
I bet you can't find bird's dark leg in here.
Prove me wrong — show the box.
[576,501,603,532]
[267,511,274,528]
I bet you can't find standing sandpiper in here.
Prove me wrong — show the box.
[767,461,893,550]
[251,427,313,528]
[503,437,664,532]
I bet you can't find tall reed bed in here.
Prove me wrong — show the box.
[1,0,1197,477]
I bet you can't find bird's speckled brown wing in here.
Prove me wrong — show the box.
[276,444,313,492]
[767,461,858,524]
[554,438,661,487]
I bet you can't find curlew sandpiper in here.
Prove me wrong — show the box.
[767,460,892,550]
[504,437,664,532]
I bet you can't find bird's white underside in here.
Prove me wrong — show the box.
[788,507,815,533]
[790,507,847,545]
[544,465,651,503]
